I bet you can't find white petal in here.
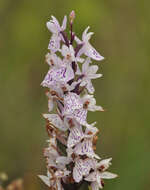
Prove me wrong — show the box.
[85,171,97,182]
[48,34,61,52]
[82,26,92,42]
[89,73,102,79]
[51,16,61,31]
[46,21,57,33]
[69,45,75,57]
[41,70,54,88]
[44,146,59,168]
[96,173,103,189]
[91,181,100,190]
[96,158,112,170]
[56,156,72,165]
[100,171,118,179]
[61,44,69,57]
[44,146,58,158]
[85,125,98,137]
[94,153,101,160]
[56,179,64,190]
[85,43,104,61]
[82,58,91,73]
[65,65,75,82]
[80,79,88,87]
[76,45,85,57]
[38,175,50,187]
[74,35,82,44]
[88,65,98,75]
[86,80,95,94]
[76,57,84,63]
[88,105,104,112]
[43,114,68,131]
[45,52,62,67]
[61,15,67,30]
[48,99,54,112]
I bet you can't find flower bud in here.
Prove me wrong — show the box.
[69,10,75,23]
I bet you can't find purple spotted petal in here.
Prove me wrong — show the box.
[74,139,99,159]
[67,124,84,148]
[84,44,104,61]
[73,159,84,183]
[48,34,61,52]
[64,93,83,114]
[73,158,96,183]
[41,67,74,88]
[73,108,87,125]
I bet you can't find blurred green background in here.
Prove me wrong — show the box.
[0,0,150,189]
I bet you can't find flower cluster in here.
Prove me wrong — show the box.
[39,11,117,190]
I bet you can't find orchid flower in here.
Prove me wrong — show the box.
[79,58,103,93]
[85,158,118,189]
[39,169,70,190]
[75,27,104,61]
[47,15,67,52]
[61,44,84,63]
[74,124,100,159]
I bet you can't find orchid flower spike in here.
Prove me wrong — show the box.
[39,11,117,190]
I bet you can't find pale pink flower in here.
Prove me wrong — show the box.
[61,44,84,63]
[47,15,67,52]
[39,169,70,190]
[74,123,100,159]
[85,158,118,189]
[79,58,102,93]
[75,27,104,61]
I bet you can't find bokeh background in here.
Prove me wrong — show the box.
[0,0,150,189]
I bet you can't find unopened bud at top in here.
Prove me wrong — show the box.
[69,10,75,23]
